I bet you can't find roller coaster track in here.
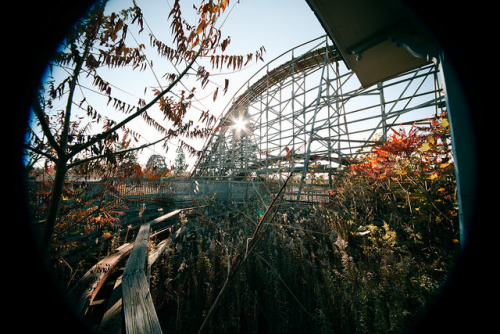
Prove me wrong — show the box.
[229,44,341,116]
[192,35,446,202]
[60,36,446,328]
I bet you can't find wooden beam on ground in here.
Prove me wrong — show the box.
[147,224,186,280]
[99,274,124,334]
[150,209,182,226]
[67,243,133,317]
[99,210,185,333]
[67,209,183,333]
[122,222,162,334]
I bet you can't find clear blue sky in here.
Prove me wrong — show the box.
[36,0,328,169]
[36,0,438,171]
[100,0,328,167]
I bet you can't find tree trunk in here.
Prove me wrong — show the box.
[40,156,68,256]
[37,27,202,257]
[39,35,93,256]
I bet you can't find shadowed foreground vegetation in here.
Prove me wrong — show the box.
[34,113,457,333]
[150,113,459,333]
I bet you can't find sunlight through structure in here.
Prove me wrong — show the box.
[193,36,446,203]
[233,118,247,133]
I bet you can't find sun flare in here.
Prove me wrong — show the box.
[234,117,247,131]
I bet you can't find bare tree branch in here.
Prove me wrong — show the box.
[32,95,63,156]
[67,134,168,169]
[68,46,204,160]
[23,144,58,163]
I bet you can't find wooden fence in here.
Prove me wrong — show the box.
[27,178,333,222]
[27,178,268,220]
[113,179,266,202]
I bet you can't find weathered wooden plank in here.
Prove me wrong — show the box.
[69,209,182,333]
[148,225,186,270]
[67,243,133,317]
[124,224,151,275]
[150,209,181,226]
[122,270,162,333]
[122,222,162,334]
[99,275,124,334]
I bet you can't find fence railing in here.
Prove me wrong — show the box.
[27,178,270,220]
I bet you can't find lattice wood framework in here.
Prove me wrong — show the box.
[193,36,445,194]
